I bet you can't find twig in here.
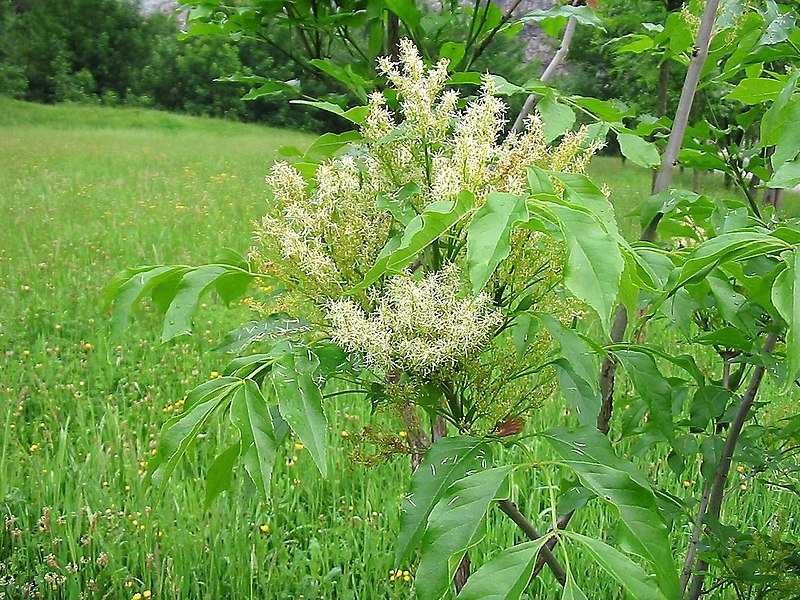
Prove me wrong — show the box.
[465,0,526,69]
[400,404,429,469]
[497,500,567,586]
[510,15,578,134]
[680,480,713,592]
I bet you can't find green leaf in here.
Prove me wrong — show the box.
[690,385,731,431]
[204,443,240,508]
[230,380,281,502]
[772,100,800,170]
[448,72,483,86]
[439,41,466,69]
[546,203,624,335]
[213,249,253,304]
[162,265,229,342]
[289,100,369,125]
[550,172,619,237]
[535,313,600,427]
[761,72,799,146]
[616,35,654,54]
[385,0,422,30]
[351,191,473,293]
[146,377,239,494]
[767,156,800,188]
[639,189,702,231]
[562,573,590,600]
[376,182,420,227]
[569,96,625,123]
[467,192,529,293]
[487,75,524,96]
[309,60,369,102]
[457,537,552,600]
[537,94,576,142]
[759,9,796,45]
[109,265,188,338]
[567,532,666,600]
[617,133,660,168]
[527,165,555,195]
[541,427,678,600]
[673,231,790,290]
[772,252,800,385]
[271,350,328,477]
[237,78,301,100]
[519,5,604,30]
[396,436,490,564]
[303,130,362,159]
[215,314,310,354]
[417,467,514,600]
[726,77,785,104]
[615,350,674,441]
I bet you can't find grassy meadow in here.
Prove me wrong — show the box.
[1,98,798,599]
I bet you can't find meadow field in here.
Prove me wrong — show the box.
[1,98,798,599]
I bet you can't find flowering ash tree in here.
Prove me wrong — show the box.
[109,41,677,599]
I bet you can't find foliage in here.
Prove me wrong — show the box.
[1,93,799,596]
[2,0,153,103]
[94,1,800,599]
[0,0,342,130]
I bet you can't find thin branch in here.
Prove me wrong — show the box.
[680,480,713,593]
[497,500,567,586]
[510,15,578,134]
[532,512,571,578]
[687,330,778,600]
[400,404,429,469]
[465,0,526,69]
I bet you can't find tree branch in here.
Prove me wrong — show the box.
[510,15,578,134]
[686,330,778,599]
[465,0,526,69]
[497,500,567,586]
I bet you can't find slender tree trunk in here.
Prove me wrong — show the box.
[685,331,778,599]
[652,59,671,192]
[387,12,400,59]
[599,0,721,434]
[511,15,578,134]
[453,554,471,593]
[749,173,761,198]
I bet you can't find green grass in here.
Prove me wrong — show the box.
[1,98,797,599]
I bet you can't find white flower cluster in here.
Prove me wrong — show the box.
[255,155,390,298]
[326,265,502,374]
[253,38,598,326]
[365,39,601,206]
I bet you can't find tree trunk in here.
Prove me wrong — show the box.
[652,60,671,192]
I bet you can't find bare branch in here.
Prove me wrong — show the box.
[497,500,567,586]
